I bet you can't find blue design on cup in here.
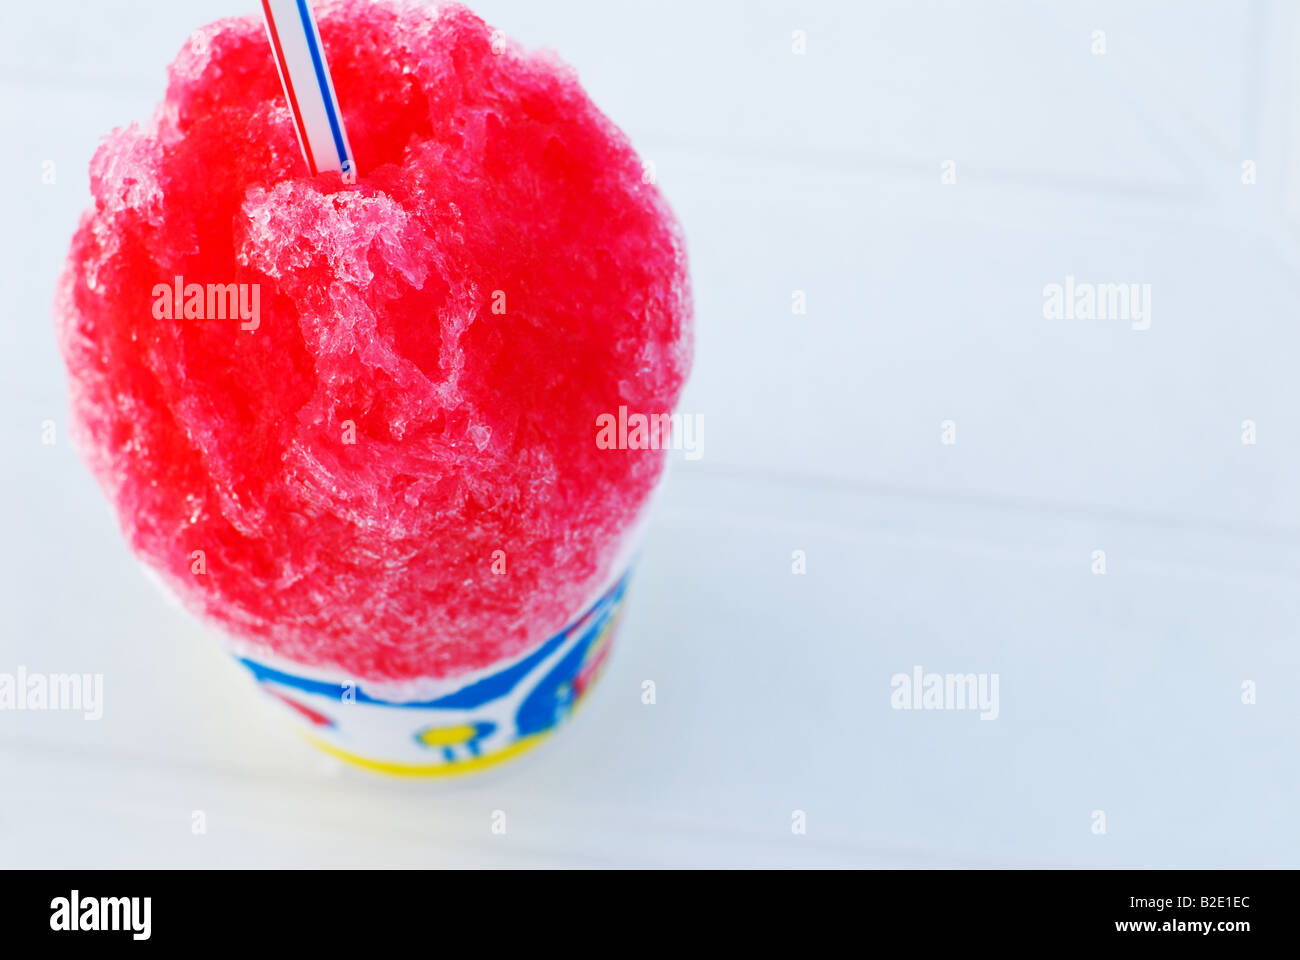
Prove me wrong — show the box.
[232,569,632,772]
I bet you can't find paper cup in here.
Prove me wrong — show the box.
[217,498,657,778]
[227,568,631,777]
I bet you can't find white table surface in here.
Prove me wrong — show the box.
[2,0,1299,867]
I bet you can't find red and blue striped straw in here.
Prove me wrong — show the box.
[261,0,356,180]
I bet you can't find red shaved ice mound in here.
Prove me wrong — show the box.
[54,0,692,683]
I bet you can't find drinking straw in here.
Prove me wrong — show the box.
[260,0,357,179]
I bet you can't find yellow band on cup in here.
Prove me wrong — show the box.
[302,729,552,778]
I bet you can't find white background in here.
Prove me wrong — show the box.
[2,0,1299,867]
